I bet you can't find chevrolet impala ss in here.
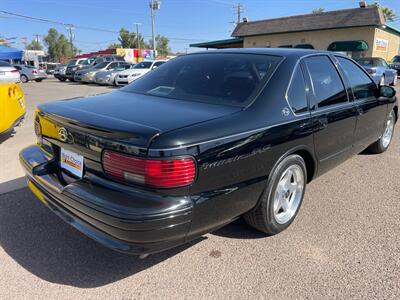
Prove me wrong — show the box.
[20,49,397,255]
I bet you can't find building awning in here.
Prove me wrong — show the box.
[327,40,369,52]
[294,44,314,49]
[0,45,23,60]
[190,38,243,49]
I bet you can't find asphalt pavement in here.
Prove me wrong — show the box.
[0,78,399,299]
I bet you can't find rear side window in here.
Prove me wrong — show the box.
[304,56,347,109]
[287,65,308,114]
[336,57,376,100]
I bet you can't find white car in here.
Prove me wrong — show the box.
[115,60,166,86]
[0,61,20,83]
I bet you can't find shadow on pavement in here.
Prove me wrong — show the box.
[212,218,266,239]
[0,188,204,288]
[0,129,15,144]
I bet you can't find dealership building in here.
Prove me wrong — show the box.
[191,6,400,61]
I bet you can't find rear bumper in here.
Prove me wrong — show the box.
[19,144,193,254]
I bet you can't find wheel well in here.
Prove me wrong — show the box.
[294,150,315,183]
[393,106,398,122]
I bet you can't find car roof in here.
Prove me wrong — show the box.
[187,48,336,58]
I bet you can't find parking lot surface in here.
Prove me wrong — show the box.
[0,79,399,299]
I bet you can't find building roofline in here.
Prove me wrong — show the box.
[232,6,384,37]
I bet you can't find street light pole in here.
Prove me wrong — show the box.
[149,1,161,55]
[150,0,155,52]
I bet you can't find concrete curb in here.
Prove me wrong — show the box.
[0,177,27,195]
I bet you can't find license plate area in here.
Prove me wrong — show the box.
[60,148,84,178]
[0,71,5,75]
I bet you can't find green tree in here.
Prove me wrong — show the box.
[154,34,170,57]
[43,28,76,62]
[368,2,396,22]
[312,8,325,14]
[26,39,43,50]
[107,43,121,50]
[117,28,149,49]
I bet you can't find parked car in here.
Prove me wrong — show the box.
[355,57,397,86]
[20,49,397,256]
[115,60,166,86]
[54,64,67,82]
[0,61,20,83]
[75,61,129,83]
[65,58,90,81]
[390,55,400,76]
[0,82,26,136]
[13,64,47,83]
[94,63,133,85]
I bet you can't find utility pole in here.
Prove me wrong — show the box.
[33,34,41,46]
[66,24,74,54]
[133,22,142,50]
[233,3,244,25]
[149,0,161,54]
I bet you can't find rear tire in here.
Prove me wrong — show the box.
[244,154,307,235]
[35,79,43,82]
[58,77,67,82]
[20,75,28,83]
[368,110,395,154]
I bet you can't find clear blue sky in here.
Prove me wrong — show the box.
[1,0,399,53]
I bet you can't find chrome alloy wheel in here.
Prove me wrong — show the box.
[273,165,305,224]
[382,112,395,149]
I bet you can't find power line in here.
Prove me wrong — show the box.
[0,9,206,42]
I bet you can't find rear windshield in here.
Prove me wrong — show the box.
[121,53,282,106]
[0,61,11,67]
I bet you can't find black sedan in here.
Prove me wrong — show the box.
[20,49,397,255]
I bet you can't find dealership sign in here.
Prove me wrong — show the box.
[375,38,389,52]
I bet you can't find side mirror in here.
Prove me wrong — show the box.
[152,66,158,70]
[379,85,396,98]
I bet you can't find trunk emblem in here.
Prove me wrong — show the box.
[58,127,74,144]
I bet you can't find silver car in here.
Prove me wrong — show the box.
[13,64,47,83]
[75,61,128,83]
[94,63,133,85]
[0,61,20,83]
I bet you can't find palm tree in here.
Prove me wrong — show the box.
[368,2,396,22]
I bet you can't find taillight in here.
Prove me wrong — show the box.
[32,69,38,74]
[102,150,196,188]
[367,69,376,74]
[11,68,19,73]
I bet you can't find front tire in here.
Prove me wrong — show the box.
[35,79,43,82]
[20,74,28,83]
[244,154,307,235]
[368,110,395,154]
